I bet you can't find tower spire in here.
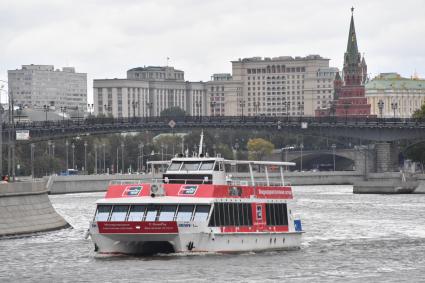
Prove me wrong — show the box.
[346,7,359,56]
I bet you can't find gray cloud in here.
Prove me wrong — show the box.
[0,0,424,103]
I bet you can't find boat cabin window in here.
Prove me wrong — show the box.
[168,162,182,171]
[158,205,177,221]
[176,205,195,221]
[199,161,214,171]
[265,203,288,226]
[193,205,211,221]
[110,205,130,221]
[95,205,113,221]
[214,161,224,171]
[95,204,211,222]
[145,205,160,221]
[127,205,146,221]
[208,203,253,227]
[181,161,201,171]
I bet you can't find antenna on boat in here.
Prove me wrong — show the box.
[198,130,204,157]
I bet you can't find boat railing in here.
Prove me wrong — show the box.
[109,180,145,185]
[109,178,212,185]
[110,178,286,187]
[229,179,286,187]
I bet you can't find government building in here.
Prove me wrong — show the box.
[93,66,207,117]
[366,73,425,118]
[7,64,87,111]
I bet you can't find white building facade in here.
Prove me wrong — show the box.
[231,55,337,116]
[206,74,242,116]
[8,65,87,111]
[366,73,425,118]
[94,66,207,117]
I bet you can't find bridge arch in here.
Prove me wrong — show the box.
[287,153,355,171]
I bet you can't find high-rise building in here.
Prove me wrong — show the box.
[316,8,370,117]
[366,73,425,118]
[7,64,87,111]
[231,55,336,116]
[93,66,207,117]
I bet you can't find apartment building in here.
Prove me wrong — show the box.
[8,64,87,111]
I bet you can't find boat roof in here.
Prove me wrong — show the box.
[97,196,214,205]
[148,157,296,167]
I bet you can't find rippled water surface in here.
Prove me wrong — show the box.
[1,186,425,282]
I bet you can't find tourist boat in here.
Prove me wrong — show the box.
[88,134,303,255]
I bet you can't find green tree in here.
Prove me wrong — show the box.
[247,138,274,160]
[160,107,187,117]
[413,103,425,118]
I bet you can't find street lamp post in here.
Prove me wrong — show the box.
[94,144,98,174]
[47,140,52,175]
[30,143,35,178]
[239,100,245,118]
[331,144,336,171]
[121,142,124,174]
[378,100,384,119]
[71,143,75,169]
[281,146,295,171]
[65,140,69,170]
[138,143,144,172]
[102,143,106,173]
[43,105,49,124]
[84,141,87,174]
[300,143,304,172]
[87,104,94,117]
[60,106,67,125]
[391,101,398,118]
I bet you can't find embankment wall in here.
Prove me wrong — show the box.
[0,181,69,237]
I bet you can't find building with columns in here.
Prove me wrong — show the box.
[93,66,207,117]
[366,73,425,118]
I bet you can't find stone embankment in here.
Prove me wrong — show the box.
[45,171,425,195]
[0,181,69,237]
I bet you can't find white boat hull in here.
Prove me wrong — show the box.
[90,225,302,255]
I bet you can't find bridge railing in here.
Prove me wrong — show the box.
[5,115,425,131]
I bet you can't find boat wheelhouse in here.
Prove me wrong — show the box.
[88,137,303,255]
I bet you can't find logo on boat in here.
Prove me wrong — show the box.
[178,185,198,195]
[122,186,143,197]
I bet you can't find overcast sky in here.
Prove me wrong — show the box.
[1,0,424,103]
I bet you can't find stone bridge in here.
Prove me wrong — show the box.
[268,145,398,174]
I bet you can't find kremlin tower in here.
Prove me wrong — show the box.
[316,8,371,118]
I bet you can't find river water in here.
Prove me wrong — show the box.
[1,186,425,282]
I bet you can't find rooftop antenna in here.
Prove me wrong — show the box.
[198,130,204,156]
[166,57,170,67]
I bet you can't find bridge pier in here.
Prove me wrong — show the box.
[375,142,399,173]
